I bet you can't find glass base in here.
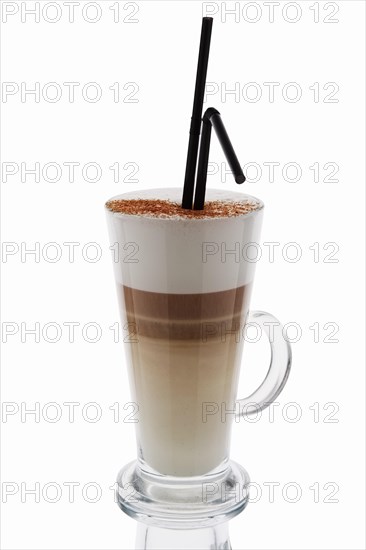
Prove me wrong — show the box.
[116,460,250,529]
[135,523,232,549]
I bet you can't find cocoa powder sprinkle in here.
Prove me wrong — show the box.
[105,199,261,219]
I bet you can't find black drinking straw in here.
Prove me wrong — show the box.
[192,112,213,212]
[181,17,213,209]
[193,108,245,210]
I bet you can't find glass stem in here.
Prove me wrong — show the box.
[135,522,232,550]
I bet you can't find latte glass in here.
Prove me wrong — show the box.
[105,188,291,528]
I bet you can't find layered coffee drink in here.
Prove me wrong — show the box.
[117,283,252,477]
[105,188,263,477]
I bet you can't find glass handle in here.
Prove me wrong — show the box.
[236,310,292,417]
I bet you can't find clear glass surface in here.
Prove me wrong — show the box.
[106,188,291,527]
[135,522,231,549]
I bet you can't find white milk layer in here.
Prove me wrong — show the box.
[127,333,244,476]
[105,188,264,294]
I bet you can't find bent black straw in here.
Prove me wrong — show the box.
[210,110,245,184]
[193,116,212,212]
[193,108,246,210]
[181,17,213,209]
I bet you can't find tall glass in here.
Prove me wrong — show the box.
[105,188,291,528]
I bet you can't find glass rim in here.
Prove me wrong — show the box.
[104,187,264,221]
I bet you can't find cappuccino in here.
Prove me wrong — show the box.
[105,188,263,476]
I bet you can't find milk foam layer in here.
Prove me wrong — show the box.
[105,188,264,293]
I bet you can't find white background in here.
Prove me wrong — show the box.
[1,1,365,549]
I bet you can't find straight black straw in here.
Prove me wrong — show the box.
[181,17,213,209]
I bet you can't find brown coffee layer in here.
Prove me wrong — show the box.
[118,284,252,339]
